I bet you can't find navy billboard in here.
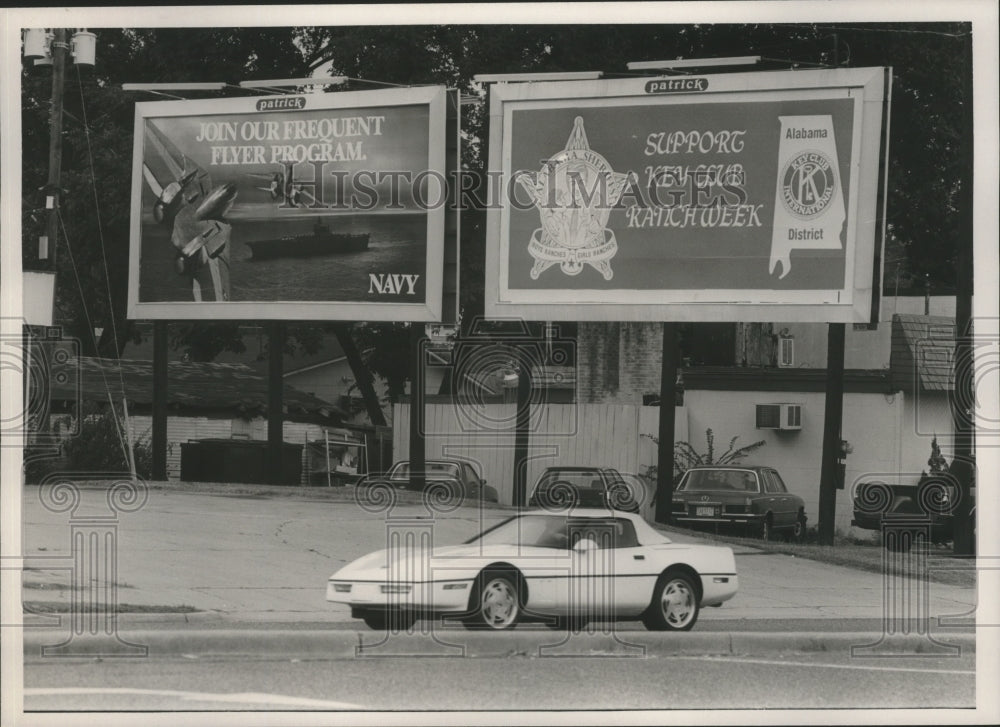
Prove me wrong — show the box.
[128,86,447,321]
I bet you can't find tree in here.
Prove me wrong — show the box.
[643,428,767,483]
[22,23,972,375]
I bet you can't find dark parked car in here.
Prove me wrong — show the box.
[527,466,648,513]
[362,459,498,502]
[851,478,976,551]
[670,466,807,541]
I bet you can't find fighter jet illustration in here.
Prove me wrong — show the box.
[141,122,234,302]
[247,171,284,200]
[245,167,319,207]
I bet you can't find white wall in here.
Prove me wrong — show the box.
[683,389,907,535]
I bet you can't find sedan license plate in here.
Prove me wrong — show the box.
[696,506,716,517]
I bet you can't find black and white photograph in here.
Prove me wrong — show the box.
[1,3,998,725]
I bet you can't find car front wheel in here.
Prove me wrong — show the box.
[642,570,700,631]
[464,570,522,630]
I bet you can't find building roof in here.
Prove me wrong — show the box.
[683,366,897,394]
[51,356,346,422]
[890,314,955,393]
[124,323,348,377]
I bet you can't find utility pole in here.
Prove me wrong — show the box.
[816,34,849,546]
[950,39,975,557]
[43,28,68,271]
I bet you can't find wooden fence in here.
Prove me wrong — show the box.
[392,403,687,505]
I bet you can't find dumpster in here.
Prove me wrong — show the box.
[180,439,302,485]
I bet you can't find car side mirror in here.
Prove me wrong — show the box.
[572,538,598,552]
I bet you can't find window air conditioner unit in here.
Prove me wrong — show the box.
[756,403,802,430]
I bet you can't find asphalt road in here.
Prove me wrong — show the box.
[23,647,975,711]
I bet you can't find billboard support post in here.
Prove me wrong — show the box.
[654,323,679,524]
[818,322,846,545]
[268,322,285,485]
[152,321,168,480]
[512,352,532,508]
[408,324,425,492]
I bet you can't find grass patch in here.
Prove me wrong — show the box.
[657,525,976,588]
[24,601,200,614]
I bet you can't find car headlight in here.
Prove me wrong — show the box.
[331,583,352,593]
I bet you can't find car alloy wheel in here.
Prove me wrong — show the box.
[466,570,521,630]
[643,570,700,631]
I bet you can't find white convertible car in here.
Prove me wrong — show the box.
[326,509,738,631]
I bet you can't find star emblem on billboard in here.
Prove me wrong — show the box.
[516,116,629,280]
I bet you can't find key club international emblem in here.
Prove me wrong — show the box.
[517,117,628,280]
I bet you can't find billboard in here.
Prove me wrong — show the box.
[128,86,447,321]
[485,68,889,322]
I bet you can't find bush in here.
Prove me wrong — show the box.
[25,403,152,482]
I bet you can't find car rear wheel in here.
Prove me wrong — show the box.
[642,570,700,631]
[463,570,521,630]
[790,512,807,543]
[758,516,773,542]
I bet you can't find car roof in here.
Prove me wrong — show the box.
[518,508,672,544]
[542,466,613,472]
[685,465,766,472]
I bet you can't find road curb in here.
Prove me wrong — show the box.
[21,629,976,659]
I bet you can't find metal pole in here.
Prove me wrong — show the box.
[408,324,426,491]
[268,322,285,485]
[152,321,168,480]
[654,322,679,524]
[818,323,846,545]
[122,397,137,484]
[325,429,332,488]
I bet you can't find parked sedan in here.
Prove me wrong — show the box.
[361,459,498,502]
[670,465,807,541]
[326,509,738,631]
[526,466,649,513]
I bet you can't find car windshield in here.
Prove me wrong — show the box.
[680,469,759,492]
[466,514,640,549]
[535,471,605,491]
[391,462,459,479]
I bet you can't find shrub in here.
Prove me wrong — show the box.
[25,403,152,482]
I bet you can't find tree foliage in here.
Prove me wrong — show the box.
[22,22,972,380]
